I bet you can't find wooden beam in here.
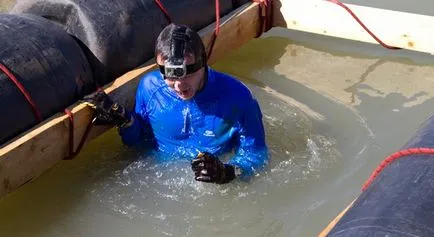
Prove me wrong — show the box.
[317,198,356,237]
[0,2,261,198]
[273,0,434,55]
[201,3,261,63]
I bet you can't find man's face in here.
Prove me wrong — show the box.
[157,54,205,100]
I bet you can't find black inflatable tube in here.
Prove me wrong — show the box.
[11,0,234,85]
[0,13,94,145]
[327,115,434,237]
[232,0,251,8]
[1,0,242,145]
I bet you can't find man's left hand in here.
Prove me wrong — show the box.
[82,89,132,127]
[191,152,236,184]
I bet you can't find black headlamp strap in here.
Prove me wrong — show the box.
[187,58,203,73]
[171,26,187,59]
[159,58,204,77]
[159,26,205,79]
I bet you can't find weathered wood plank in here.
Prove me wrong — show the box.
[318,199,356,237]
[273,0,434,54]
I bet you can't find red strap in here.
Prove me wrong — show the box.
[207,0,221,60]
[0,61,93,159]
[63,109,94,160]
[327,0,401,50]
[253,0,273,38]
[214,0,221,36]
[0,62,43,122]
[361,148,434,191]
[154,0,172,23]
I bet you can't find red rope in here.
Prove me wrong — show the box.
[327,0,401,50]
[361,148,434,191]
[0,61,93,159]
[253,0,272,38]
[214,0,221,37]
[0,62,43,122]
[154,0,172,23]
[63,109,94,160]
[207,0,221,60]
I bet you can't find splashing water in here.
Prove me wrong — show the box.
[68,76,342,237]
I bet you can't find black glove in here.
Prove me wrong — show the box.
[191,152,237,184]
[83,89,132,127]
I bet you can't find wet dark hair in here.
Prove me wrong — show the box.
[155,23,207,65]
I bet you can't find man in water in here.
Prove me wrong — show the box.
[85,23,268,184]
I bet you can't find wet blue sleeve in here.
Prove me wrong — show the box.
[118,79,152,146]
[227,98,269,180]
[118,112,148,146]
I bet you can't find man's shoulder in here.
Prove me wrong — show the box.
[137,70,165,93]
[210,68,253,100]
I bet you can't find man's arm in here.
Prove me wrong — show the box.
[118,79,153,147]
[191,95,268,184]
[118,113,147,146]
[83,76,153,147]
[227,97,269,180]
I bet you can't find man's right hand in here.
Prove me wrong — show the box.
[191,152,236,184]
[83,89,133,127]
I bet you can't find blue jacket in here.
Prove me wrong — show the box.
[119,67,268,179]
